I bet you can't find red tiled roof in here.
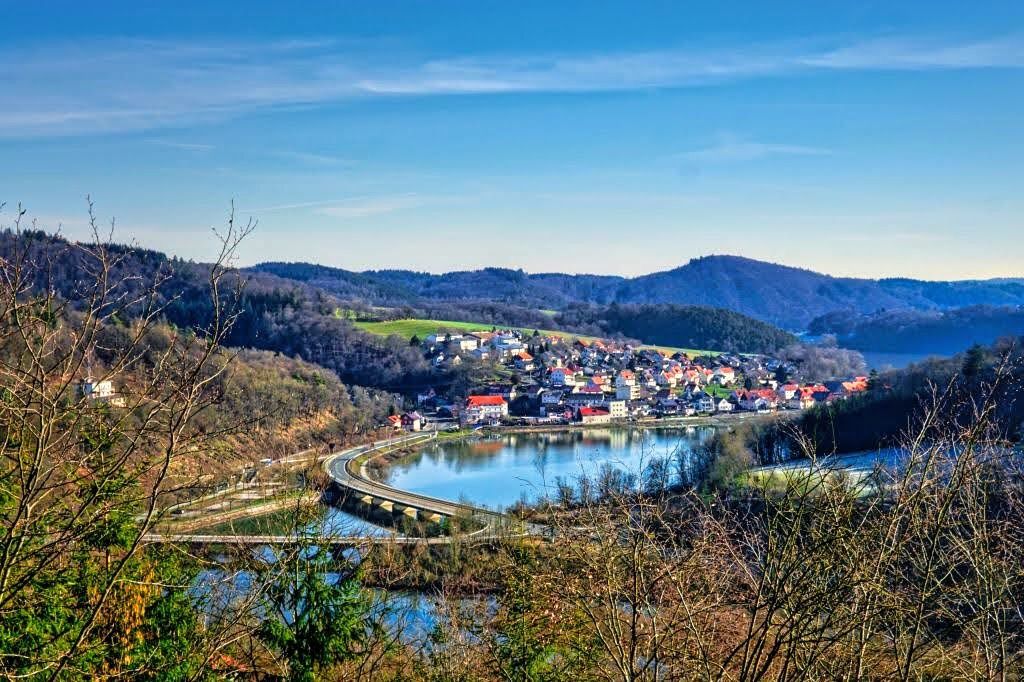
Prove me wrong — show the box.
[579,407,610,417]
[466,395,507,407]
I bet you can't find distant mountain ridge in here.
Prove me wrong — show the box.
[809,305,1024,355]
[251,256,1024,330]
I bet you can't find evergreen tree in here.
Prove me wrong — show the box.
[962,344,986,379]
[258,544,372,681]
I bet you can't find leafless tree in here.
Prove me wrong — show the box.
[0,201,256,678]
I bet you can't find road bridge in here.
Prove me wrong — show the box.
[323,432,502,525]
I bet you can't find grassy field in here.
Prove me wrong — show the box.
[353,317,719,356]
[354,318,510,339]
[704,384,735,399]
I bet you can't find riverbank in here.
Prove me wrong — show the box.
[497,411,789,434]
[362,412,787,483]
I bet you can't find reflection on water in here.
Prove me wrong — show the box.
[193,567,488,645]
[861,350,944,370]
[321,508,394,537]
[385,427,714,509]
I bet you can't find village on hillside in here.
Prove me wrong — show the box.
[386,328,869,431]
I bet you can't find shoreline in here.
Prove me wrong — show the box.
[495,410,789,435]
[361,411,792,486]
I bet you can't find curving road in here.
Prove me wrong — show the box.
[323,432,501,521]
[146,432,545,547]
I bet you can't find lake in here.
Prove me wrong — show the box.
[861,350,946,370]
[381,427,716,509]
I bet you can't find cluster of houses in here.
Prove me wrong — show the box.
[386,328,869,430]
[420,329,539,369]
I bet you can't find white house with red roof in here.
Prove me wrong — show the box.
[655,370,678,388]
[777,383,800,400]
[683,368,704,385]
[733,389,778,412]
[713,366,737,386]
[514,351,535,371]
[577,406,611,425]
[461,395,508,425]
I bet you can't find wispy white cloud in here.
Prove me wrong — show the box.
[314,194,422,218]
[245,198,354,213]
[798,35,1024,70]
[245,194,424,218]
[3,34,1023,137]
[676,135,831,163]
[271,150,355,166]
[148,139,215,152]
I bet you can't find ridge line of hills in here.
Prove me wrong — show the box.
[0,229,800,393]
[251,255,1024,330]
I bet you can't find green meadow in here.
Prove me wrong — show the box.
[353,317,719,356]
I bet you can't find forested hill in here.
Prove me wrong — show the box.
[251,261,624,309]
[554,303,797,353]
[252,256,1024,329]
[0,229,432,390]
[809,305,1024,355]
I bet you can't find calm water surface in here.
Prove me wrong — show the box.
[861,350,945,370]
[384,427,715,509]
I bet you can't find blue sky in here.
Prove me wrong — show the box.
[1,1,1022,279]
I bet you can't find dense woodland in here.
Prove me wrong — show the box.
[0,229,434,390]
[554,302,798,353]
[809,304,1024,355]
